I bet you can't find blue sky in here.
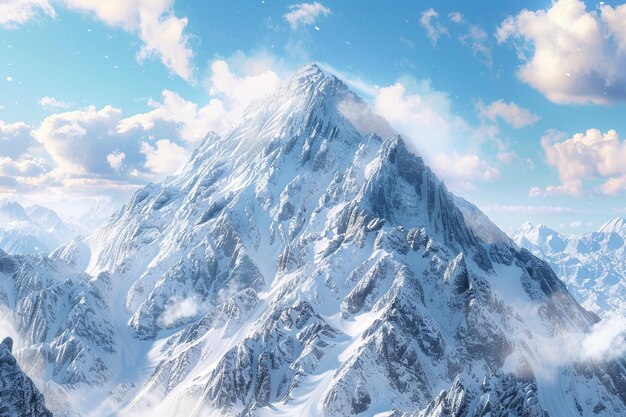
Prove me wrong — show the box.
[1,0,625,233]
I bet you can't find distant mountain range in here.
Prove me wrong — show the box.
[512,218,626,316]
[0,200,119,256]
[0,201,76,255]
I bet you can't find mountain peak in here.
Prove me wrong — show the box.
[598,216,626,234]
[294,61,324,76]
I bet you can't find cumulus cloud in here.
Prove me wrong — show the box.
[497,0,626,104]
[209,59,282,110]
[106,151,126,171]
[118,90,227,145]
[38,96,69,109]
[420,8,448,45]
[140,139,188,175]
[374,81,456,154]
[0,52,287,199]
[535,129,626,196]
[0,0,54,28]
[0,120,36,158]
[368,78,501,189]
[283,2,331,30]
[0,156,49,177]
[32,105,128,176]
[477,99,539,128]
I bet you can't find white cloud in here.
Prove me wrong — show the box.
[0,0,54,28]
[32,105,126,175]
[140,139,188,175]
[431,153,501,184]
[513,308,626,382]
[374,81,455,155]
[369,78,500,189]
[106,151,126,171]
[209,59,282,107]
[118,90,228,145]
[448,12,465,24]
[497,0,626,104]
[0,156,49,177]
[477,99,539,128]
[529,180,584,198]
[0,1,194,81]
[336,95,395,139]
[458,25,492,67]
[538,129,626,196]
[61,0,194,82]
[599,175,626,195]
[420,8,448,45]
[1,52,287,199]
[496,151,517,164]
[568,220,592,228]
[580,314,626,362]
[206,57,282,122]
[484,204,579,215]
[38,96,69,109]
[283,2,331,30]
[421,10,491,66]
[158,296,200,327]
[0,120,35,158]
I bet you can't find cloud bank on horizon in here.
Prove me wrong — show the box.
[1,0,625,233]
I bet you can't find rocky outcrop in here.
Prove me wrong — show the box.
[0,337,52,417]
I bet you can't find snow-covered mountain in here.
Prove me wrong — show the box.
[2,63,626,417]
[512,219,626,316]
[0,202,77,255]
[0,336,52,416]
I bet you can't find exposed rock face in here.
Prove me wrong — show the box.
[2,64,625,417]
[0,337,52,417]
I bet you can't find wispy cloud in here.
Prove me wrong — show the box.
[419,8,448,45]
[283,2,331,30]
[458,25,492,67]
[477,99,539,128]
[484,204,581,214]
[0,0,54,28]
[38,96,69,109]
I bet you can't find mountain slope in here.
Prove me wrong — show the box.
[0,336,52,417]
[512,220,626,316]
[4,64,626,417]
